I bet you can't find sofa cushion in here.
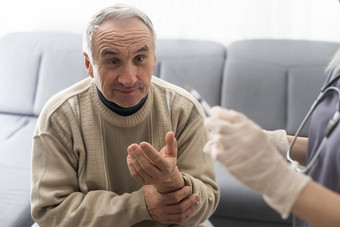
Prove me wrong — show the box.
[0,117,37,227]
[0,114,32,141]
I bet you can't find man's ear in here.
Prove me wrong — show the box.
[152,53,156,70]
[82,52,94,78]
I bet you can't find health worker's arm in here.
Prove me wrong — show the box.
[287,135,308,166]
[292,181,340,227]
[205,106,340,227]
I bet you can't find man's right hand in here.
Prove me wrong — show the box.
[144,185,199,224]
[127,131,185,193]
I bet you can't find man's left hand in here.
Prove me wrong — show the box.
[143,184,199,224]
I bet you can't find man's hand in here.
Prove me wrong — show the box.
[127,131,185,193]
[144,185,199,224]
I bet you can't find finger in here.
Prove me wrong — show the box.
[128,143,159,170]
[211,106,246,122]
[162,186,192,205]
[159,204,198,224]
[139,142,168,170]
[178,198,199,220]
[164,131,177,158]
[203,140,214,154]
[209,127,246,153]
[160,195,199,224]
[127,154,147,184]
[127,153,152,184]
[166,194,199,214]
[127,144,156,182]
[205,117,234,134]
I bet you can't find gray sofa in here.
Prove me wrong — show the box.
[1,32,339,227]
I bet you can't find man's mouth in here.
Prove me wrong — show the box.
[116,88,138,95]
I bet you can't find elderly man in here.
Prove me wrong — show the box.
[31,4,219,227]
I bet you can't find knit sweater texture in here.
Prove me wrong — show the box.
[31,76,219,227]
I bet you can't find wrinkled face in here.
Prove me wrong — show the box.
[84,18,156,108]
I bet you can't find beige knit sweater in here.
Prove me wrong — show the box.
[31,76,219,227]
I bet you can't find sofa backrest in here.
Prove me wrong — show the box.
[222,39,340,136]
[0,32,225,117]
[155,40,226,107]
[0,32,88,116]
[1,32,340,137]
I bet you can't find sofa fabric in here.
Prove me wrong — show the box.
[1,32,340,227]
[222,39,340,136]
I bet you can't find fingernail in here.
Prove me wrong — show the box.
[140,143,147,149]
[128,146,135,153]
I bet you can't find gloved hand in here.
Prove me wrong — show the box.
[263,129,290,157]
[204,129,289,158]
[204,106,311,218]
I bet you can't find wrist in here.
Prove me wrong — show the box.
[154,166,185,193]
[263,161,311,218]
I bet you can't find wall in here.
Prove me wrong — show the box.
[1,0,340,46]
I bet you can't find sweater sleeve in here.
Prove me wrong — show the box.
[31,132,152,227]
[175,110,220,227]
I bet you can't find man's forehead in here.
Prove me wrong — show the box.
[95,19,152,40]
[93,20,154,54]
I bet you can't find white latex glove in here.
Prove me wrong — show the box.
[263,129,289,157]
[204,106,310,218]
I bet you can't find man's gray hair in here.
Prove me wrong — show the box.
[83,4,156,61]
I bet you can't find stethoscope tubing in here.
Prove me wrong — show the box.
[287,72,340,173]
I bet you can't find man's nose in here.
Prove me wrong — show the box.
[118,63,138,87]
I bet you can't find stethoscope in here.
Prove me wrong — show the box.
[287,73,340,173]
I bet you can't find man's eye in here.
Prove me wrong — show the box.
[135,56,145,62]
[109,59,119,65]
